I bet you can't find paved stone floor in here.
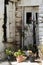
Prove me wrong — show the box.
[0,61,10,65]
[0,60,43,65]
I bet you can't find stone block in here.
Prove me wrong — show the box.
[15,36,20,41]
[16,23,21,26]
[16,13,22,18]
[16,17,21,22]
[15,32,20,36]
[0,52,6,60]
[7,37,14,42]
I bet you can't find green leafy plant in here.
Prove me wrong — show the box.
[14,49,27,62]
[5,48,14,56]
[5,49,13,56]
[5,47,15,61]
[14,49,25,57]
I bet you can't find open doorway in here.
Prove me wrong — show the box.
[24,11,38,48]
[24,12,33,47]
[2,0,9,42]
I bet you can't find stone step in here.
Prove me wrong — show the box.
[11,61,40,65]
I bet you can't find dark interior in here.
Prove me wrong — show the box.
[26,12,32,24]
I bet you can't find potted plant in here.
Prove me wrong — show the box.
[14,50,27,62]
[5,47,14,61]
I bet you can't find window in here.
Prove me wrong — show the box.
[26,12,32,24]
[26,12,38,24]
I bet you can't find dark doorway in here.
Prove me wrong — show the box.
[2,0,9,42]
[26,12,32,24]
[25,12,39,57]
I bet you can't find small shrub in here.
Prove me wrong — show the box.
[14,49,25,57]
[5,47,15,61]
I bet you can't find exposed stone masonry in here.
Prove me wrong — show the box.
[38,5,43,45]
[15,5,22,49]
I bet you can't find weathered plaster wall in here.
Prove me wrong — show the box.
[0,0,43,59]
[6,2,15,42]
[0,0,5,59]
[18,0,42,6]
[38,2,43,45]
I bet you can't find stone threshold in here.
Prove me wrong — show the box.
[0,60,43,65]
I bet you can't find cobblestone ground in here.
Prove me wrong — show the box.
[0,61,43,65]
[0,62,10,65]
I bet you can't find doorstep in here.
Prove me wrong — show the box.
[0,61,10,65]
[0,60,43,65]
[10,60,42,65]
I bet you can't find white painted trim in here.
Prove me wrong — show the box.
[24,7,39,26]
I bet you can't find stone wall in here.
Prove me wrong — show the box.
[17,0,42,6]
[0,0,5,59]
[15,5,22,49]
[38,4,43,45]
[0,0,43,59]
[7,2,15,42]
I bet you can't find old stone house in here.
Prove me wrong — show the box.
[0,0,43,59]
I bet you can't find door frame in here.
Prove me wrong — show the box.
[22,6,39,49]
[24,6,39,26]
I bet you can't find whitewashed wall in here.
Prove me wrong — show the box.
[7,2,15,42]
[18,0,42,6]
[38,3,43,45]
[0,0,43,59]
[0,0,5,59]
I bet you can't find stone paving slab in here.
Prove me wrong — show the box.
[0,61,10,65]
[0,61,43,65]
[10,61,42,65]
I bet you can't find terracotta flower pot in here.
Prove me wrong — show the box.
[16,55,27,63]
